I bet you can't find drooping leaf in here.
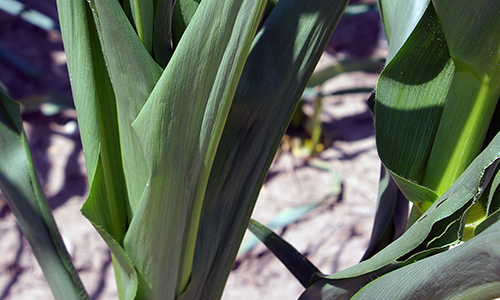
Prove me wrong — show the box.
[0,89,89,300]
[351,219,500,300]
[248,219,322,288]
[299,130,500,299]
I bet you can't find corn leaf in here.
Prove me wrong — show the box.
[377,0,500,210]
[248,219,322,288]
[86,0,163,214]
[361,165,408,261]
[123,0,267,297]
[56,0,138,298]
[487,164,500,215]
[474,162,500,235]
[299,130,500,299]
[351,219,500,300]
[378,0,429,61]
[375,2,453,211]
[422,0,500,194]
[178,0,349,299]
[0,89,88,300]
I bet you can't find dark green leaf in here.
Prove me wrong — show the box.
[179,0,349,299]
[248,219,322,288]
[153,0,174,67]
[361,165,408,261]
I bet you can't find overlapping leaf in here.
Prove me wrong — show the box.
[351,219,500,300]
[124,0,267,297]
[56,0,140,297]
[179,0,349,298]
[56,0,354,299]
[376,0,500,213]
[299,130,500,299]
[361,165,408,261]
[422,0,500,194]
[375,2,452,211]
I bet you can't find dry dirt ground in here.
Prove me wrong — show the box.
[0,1,386,299]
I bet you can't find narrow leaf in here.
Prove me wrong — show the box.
[57,0,138,297]
[171,0,200,47]
[126,0,155,53]
[361,165,408,261]
[248,219,322,288]
[0,89,89,300]
[153,0,174,67]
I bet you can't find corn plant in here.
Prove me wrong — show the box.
[248,0,500,299]
[0,0,350,299]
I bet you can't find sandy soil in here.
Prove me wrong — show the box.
[0,1,385,299]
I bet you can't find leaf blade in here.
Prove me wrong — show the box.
[179,0,349,298]
[0,89,89,300]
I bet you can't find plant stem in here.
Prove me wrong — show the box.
[423,70,500,195]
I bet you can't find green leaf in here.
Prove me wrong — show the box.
[57,0,138,297]
[486,162,500,215]
[351,219,500,300]
[375,2,454,210]
[0,89,89,300]
[57,0,130,241]
[124,0,267,297]
[171,0,200,47]
[422,0,500,194]
[88,0,163,214]
[361,165,408,261]
[299,130,500,299]
[125,0,155,53]
[248,219,322,288]
[178,0,349,299]
[378,0,430,61]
